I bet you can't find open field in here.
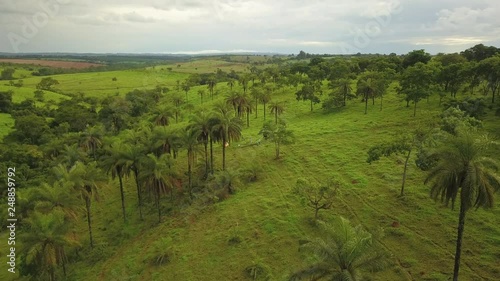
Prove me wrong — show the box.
[0,56,499,281]
[0,59,103,69]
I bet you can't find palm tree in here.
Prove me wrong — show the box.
[122,145,146,220]
[269,101,285,124]
[227,78,236,91]
[198,89,206,104]
[152,126,182,158]
[189,111,212,176]
[207,77,217,100]
[31,181,81,222]
[151,105,174,126]
[79,125,104,160]
[225,92,243,117]
[60,144,86,169]
[20,211,80,280]
[330,78,352,107]
[140,154,178,223]
[239,74,250,94]
[170,92,184,123]
[102,140,130,222]
[71,162,104,249]
[250,87,262,118]
[180,128,200,198]
[260,90,272,120]
[211,109,243,170]
[424,132,500,281]
[290,217,388,281]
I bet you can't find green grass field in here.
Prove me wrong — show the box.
[0,59,499,281]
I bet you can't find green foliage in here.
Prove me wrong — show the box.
[1,68,15,80]
[402,49,431,68]
[259,119,295,159]
[290,217,389,281]
[0,90,13,113]
[443,97,487,119]
[294,178,339,220]
[397,62,438,116]
[296,83,321,111]
[36,77,59,91]
[440,107,482,135]
[144,237,176,266]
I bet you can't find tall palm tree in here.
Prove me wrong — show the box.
[269,101,285,124]
[207,77,217,100]
[189,111,212,176]
[170,92,184,123]
[20,211,80,280]
[211,108,243,170]
[151,105,174,126]
[239,74,250,94]
[80,125,104,160]
[225,92,242,117]
[70,162,104,249]
[260,90,272,120]
[290,217,388,281]
[122,145,146,220]
[140,154,178,223]
[102,140,130,222]
[424,132,500,281]
[180,128,200,198]
[250,87,262,118]
[227,78,236,91]
[152,126,182,158]
[198,89,206,104]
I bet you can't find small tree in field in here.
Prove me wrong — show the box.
[367,127,435,196]
[294,178,339,220]
[259,119,294,159]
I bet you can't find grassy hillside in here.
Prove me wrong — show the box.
[1,59,499,281]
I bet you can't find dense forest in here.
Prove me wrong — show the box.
[0,43,499,281]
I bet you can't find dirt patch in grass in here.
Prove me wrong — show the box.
[0,59,103,69]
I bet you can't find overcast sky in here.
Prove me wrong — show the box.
[1,0,498,54]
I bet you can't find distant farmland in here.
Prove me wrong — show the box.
[0,59,103,69]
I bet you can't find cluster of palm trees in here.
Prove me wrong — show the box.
[18,97,252,279]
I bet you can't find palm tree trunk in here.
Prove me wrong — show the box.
[275,110,278,124]
[275,141,280,159]
[380,95,383,111]
[310,100,313,112]
[255,98,258,118]
[247,108,250,127]
[188,151,193,199]
[62,254,67,276]
[85,198,93,248]
[118,173,126,222]
[453,202,467,281]
[413,100,418,117]
[401,149,411,196]
[222,138,226,171]
[204,141,209,177]
[263,103,267,120]
[157,189,161,223]
[364,94,368,114]
[133,169,143,220]
[210,137,214,174]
